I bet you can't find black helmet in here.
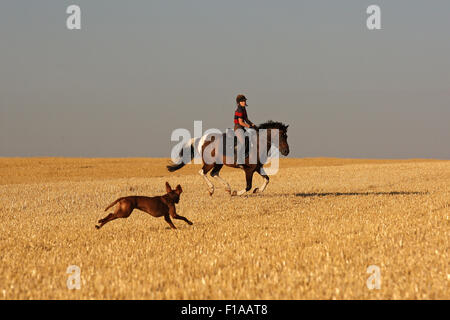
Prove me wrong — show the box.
[236,94,247,105]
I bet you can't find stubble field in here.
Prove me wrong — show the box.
[0,158,448,299]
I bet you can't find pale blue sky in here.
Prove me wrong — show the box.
[1,1,449,158]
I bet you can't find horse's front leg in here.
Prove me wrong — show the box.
[232,168,254,196]
[253,166,269,193]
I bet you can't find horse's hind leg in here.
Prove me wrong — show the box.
[199,163,215,196]
[210,164,231,194]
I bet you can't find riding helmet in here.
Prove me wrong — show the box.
[236,94,248,105]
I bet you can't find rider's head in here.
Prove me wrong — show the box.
[236,94,248,107]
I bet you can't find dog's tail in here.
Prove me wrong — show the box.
[167,138,195,172]
[104,197,125,212]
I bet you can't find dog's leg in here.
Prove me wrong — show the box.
[172,214,193,225]
[164,214,177,229]
[95,213,118,229]
[96,201,134,229]
[169,206,193,226]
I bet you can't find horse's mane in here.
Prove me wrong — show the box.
[257,120,289,131]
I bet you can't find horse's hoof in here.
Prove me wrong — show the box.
[253,188,259,193]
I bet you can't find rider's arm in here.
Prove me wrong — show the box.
[238,118,251,128]
[244,118,255,127]
[243,109,254,127]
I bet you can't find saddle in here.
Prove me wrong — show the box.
[225,129,255,160]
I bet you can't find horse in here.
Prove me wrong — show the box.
[167,120,290,196]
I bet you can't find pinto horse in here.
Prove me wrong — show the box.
[167,120,289,196]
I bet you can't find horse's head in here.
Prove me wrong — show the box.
[278,125,290,156]
[257,121,290,156]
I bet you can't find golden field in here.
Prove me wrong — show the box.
[0,157,448,299]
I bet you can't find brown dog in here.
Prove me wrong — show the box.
[95,182,192,230]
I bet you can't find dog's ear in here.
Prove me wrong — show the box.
[165,181,172,193]
[175,184,182,194]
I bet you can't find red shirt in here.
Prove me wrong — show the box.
[234,105,248,128]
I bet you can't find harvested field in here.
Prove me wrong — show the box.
[0,158,448,299]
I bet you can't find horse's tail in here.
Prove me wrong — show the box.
[104,197,125,212]
[167,138,195,172]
